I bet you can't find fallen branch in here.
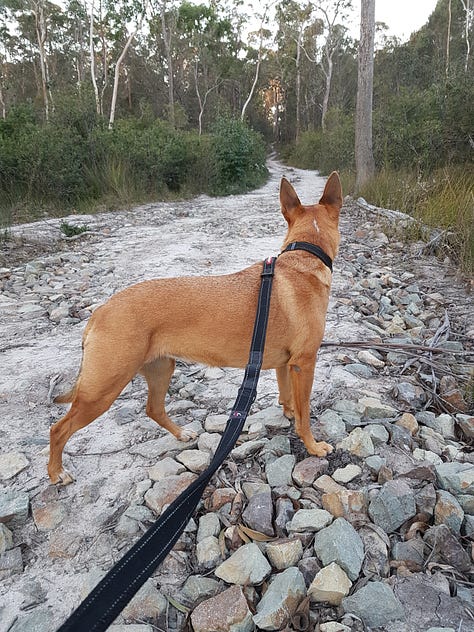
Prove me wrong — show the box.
[320,340,472,356]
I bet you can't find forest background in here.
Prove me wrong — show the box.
[0,0,472,271]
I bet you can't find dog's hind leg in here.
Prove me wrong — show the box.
[48,383,129,485]
[140,358,196,442]
[276,365,294,420]
[289,356,333,457]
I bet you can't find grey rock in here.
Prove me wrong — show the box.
[262,435,291,456]
[365,455,386,474]
[181,575,220,604]
[0,546,23,576]
[198,432,221,454]
[9,611,55,632]
[434,490,464,533]
[176,449,210,473]
[197,513,221,542]
[456,414,474,439]
[190,585,253,632]
[344,363,374,379]
[253,567,306,630]
[392,540,425,566]
[0,523,13,553]
[359,526,389,577]
[204,414,228,433]
[144,472,198,515]
[318,410,347,442]
[196,535,223,570]
[423,524,471,573]
[358,396,397,419]
[292,457,329,486]
[275,497,295,537]
[313,518,364,581]
[393,381,427,408]
[435,462,474,496]
[342,581,405,628]
[129,429,199,458]
[231,439,268,460]
[114,402,140,425]
[122,578,167,622]
[424,413,456,439]
[462,515,474,538]
[242,491,274,537]
[147,456,185,481]
[0,489,29,524]
[109,626,154,632]
[368,479,416,533]
[298,557,321,587]
[215,543,271,585]
[266,454,295,487]
[332,464,362,484]
[415,483,437,516]
[247,405,291,430]
[338,428,374,457]
[0,452,29,480]
[366,424,389,446]
[458,494,474,515]
[242,481,271,499]
[287,508,333,533]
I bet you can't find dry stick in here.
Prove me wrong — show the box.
[320,340,473,356]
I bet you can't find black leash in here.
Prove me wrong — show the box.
[57,256,277,632]
[56,242,332,632]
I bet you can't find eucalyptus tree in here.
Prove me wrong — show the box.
[355,0,375,189]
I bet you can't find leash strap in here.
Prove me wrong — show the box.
[57,256,277,632]
[281,241,333,271]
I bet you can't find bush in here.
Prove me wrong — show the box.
[209,118,268,195]
[0,99,268,224]
[284,109,354,175]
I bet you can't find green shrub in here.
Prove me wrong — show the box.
[284,109,354,175]
[209,118,268,195]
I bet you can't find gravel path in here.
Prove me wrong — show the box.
[0,159,473,632]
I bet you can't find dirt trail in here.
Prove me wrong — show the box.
[0,159,473,632]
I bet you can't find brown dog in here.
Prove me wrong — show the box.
[49,173,342,484]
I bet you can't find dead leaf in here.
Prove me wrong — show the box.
[237,524,275,542]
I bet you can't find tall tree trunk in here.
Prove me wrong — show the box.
[321,49,333,133]
[108,28,137,129]
[89,0,100,114]
[460,0,471,72]
[295,31,302,140]
[446,0,452,77]
[355,0,375,191]
[34,1,50,121]
[161,5,175,127]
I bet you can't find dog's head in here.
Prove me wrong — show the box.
[279,172,342,259]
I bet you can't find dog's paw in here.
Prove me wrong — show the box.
[282,406,295,420]
[179,428,197,442]
[49,468,75,486]
[307,440,333,457]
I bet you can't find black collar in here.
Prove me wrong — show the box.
[280,241,333,272]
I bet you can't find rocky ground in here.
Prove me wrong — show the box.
[0,159,473,632]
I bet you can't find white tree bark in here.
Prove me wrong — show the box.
[460,0,472,72]
[161,3,175,126]
[89,0,100,114]
[355,0,375,191]
[446,0,452,77]
[33,0,50,121]
[108,5,147,130]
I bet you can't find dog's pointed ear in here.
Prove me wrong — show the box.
[280,177,301,221]
[319,172,343,211]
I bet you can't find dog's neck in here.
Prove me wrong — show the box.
[279,241,333,271]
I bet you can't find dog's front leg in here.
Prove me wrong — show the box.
[289,357,333,457]
[276,365,294,420]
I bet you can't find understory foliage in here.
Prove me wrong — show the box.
[0,102,268,226]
